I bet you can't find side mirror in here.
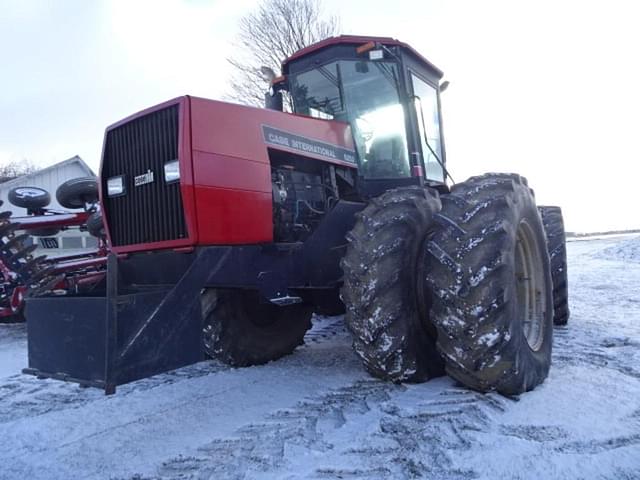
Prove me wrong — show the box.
[260,66,277,82]
[440,80,450,93]
[265,89,283,111]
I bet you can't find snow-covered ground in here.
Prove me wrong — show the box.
[0,236,639,479]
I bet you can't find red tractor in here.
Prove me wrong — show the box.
[23,36,569,395]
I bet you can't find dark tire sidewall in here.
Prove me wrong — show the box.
[56,177,98,209]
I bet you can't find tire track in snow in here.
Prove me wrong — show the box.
[132,383,510,480]
[499,424,569,442]
[554,433,640,455]
[321,388,509,480]
[129,379,400,480]
[552,327,640,381]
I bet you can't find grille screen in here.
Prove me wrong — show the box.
[102,105,187,247]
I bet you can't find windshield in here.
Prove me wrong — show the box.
[291,60,410,179]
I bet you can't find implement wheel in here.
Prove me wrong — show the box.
[341,186,444,382]
[425,174,553,395]
[201,289,312,366]
[86,212,105,239]
[8,186,50,210]
[56,177,98,209]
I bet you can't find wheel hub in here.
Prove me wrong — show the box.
[515,219,547,351]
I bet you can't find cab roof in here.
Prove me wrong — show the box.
[281,35,443,77]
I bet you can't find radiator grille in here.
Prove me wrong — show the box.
[102,105,187,247]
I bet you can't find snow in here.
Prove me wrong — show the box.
[0,235,639,479]
[0,323,26,378]
[593,235,640,262]
[478,329,500,347]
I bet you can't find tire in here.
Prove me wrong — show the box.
[538,206,569,325]
[56,177,98,209]
[29,228,61,237]
[341,186,444,382]
[424,173,553,395]
[310,289,345,317]
[86,212,105,238]
[201,289,313,366]
[8,186,50,209]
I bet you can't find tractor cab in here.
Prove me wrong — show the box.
[276,35,448,195]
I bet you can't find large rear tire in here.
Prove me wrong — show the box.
[341,187,444,382]
[539,206,569,325]
[201,289,312,366]
[425,174,553,395]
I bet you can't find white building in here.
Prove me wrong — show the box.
[0,156,98,250]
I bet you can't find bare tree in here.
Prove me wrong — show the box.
[227,0,340,107]
[0,159,37,184]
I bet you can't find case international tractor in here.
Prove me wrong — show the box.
[22,36,569,395]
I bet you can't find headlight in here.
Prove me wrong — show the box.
[107,176,125,197]
[164,160,180,183]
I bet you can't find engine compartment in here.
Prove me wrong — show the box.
[269,150,356,242]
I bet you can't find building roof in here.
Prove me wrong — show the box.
[0,155,95,190]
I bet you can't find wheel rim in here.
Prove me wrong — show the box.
[515,219,547,351]
[15,187,46,198]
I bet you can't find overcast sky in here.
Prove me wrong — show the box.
[1,0,638,232]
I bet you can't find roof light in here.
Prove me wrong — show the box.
[369,49,384,60]
[271,75,286,86]
[356,41,376,54]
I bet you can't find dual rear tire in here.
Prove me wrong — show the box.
[342,176,557,395]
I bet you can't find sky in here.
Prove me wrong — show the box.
[1,0,639,232]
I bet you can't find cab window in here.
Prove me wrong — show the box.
[291,61,410,179]
[411,74,444,182]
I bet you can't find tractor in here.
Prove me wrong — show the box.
[22,35,569,395]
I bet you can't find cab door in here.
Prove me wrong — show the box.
[409,73,446,184]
